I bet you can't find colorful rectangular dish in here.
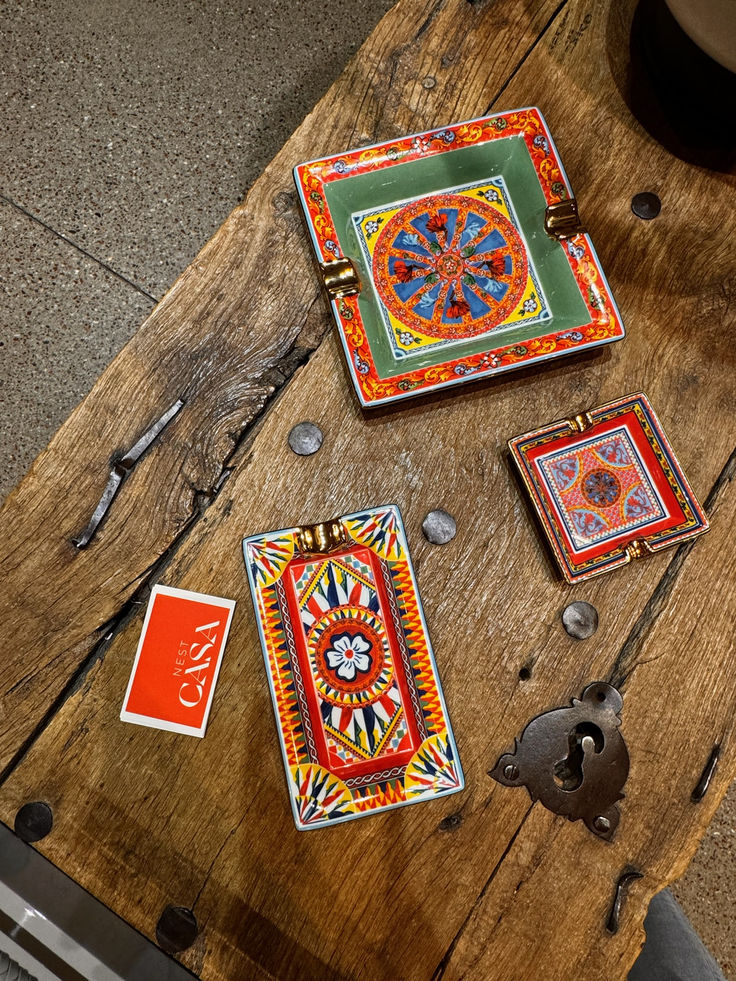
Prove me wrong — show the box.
[243,505,463,830]
[509,393,709,583]
[295,107,624,407]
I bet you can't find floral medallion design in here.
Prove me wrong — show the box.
[540,429,665,549]
[324,631,372,680]
[581,469,621,507]
[309,606,391,705]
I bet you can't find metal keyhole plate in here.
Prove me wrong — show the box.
[489,683,630,840]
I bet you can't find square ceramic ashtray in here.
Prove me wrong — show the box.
[508,393,709,583]
[295,107,624,407]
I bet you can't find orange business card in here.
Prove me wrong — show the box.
[120,585,236,737]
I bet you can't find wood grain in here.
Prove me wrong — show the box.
[2,0,736,979]
[0,0,561,770]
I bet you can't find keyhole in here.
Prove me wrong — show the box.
[553,723,604,792]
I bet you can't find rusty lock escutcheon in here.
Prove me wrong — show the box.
[489,682,629,840]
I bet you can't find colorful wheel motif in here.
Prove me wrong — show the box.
[308,605,393,706]
[581,469,621,508]
[372,192,529,339]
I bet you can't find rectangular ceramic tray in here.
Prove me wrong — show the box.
[243,505,463,830]
[509,393,709,583]
[295,107,624,407]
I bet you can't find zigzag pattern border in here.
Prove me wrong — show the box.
[389,561,446,734]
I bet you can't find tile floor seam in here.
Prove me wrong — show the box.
[0,192,159,304]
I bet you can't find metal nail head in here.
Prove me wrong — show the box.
[288,422,323,456]
[422,509,457,545]
[15,801,53,843]
[562,601,599,640]
[156,906,198,954]
[631,192,661,220]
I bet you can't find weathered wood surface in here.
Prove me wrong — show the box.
[1,0,736,979]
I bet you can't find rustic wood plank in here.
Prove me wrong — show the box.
[3,339,733,981]
[431,463,736,981]
[2,0,736,979]
[0,0,562,770]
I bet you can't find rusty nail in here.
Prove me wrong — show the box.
[692,744,720,802]
[73,398,185,548]
[606,869,643,934]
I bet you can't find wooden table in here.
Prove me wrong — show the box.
[1,1,734,978]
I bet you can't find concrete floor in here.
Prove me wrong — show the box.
[0,0,733,976]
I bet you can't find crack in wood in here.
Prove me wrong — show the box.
[191,810,249,911]
[431,803,534,980]
[415,1,444,41]
[486,0,570,110]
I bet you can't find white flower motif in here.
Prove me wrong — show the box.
[398,331,415,345]
[365,219,380,235]
[489,354,502,367]
[325,632,373,681]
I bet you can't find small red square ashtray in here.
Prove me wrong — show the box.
[508,393,709,583]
